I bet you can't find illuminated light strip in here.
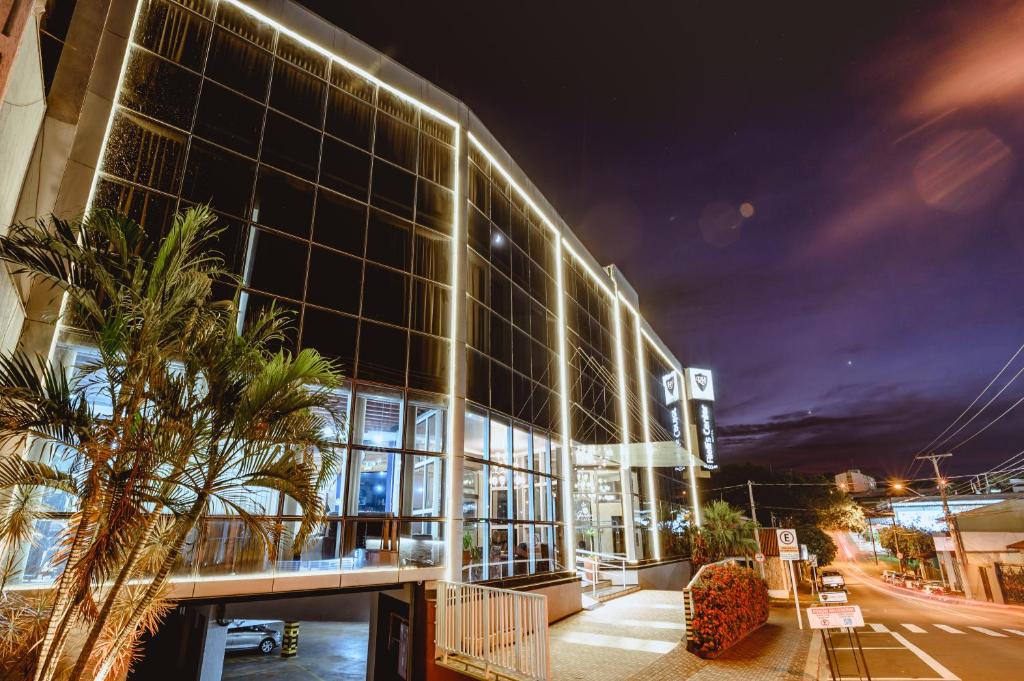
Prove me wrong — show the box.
[618,292,639,318]
[561,240,614,299]
[611,295,636,561]
[221,0,457,129]
[444,128,462,581]
[633,309,661,560]
[554,235,576,568]
[641,328,682,376]
[679,367,702,527]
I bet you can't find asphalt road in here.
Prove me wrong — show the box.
[821,532,1024,681]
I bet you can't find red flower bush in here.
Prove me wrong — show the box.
[687,564,768,657]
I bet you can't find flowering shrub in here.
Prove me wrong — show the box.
[687,564,768,657]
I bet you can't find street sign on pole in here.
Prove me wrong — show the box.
[896,551,904,560]
[807,605,864,629]
[818,591,849,604]
[754,552,765,563]
[777,528,800,560]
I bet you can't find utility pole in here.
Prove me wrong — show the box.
[748,481,765,578]
[917,453,973,600]
[866,515,879,565]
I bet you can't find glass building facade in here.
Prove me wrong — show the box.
[10,0,709,588]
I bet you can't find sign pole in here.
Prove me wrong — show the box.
[789,559,803,629]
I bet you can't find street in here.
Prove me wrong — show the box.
[822,533,1024,681]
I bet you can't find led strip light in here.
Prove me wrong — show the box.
[630,303,661,559]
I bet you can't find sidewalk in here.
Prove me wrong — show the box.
[549,590,813,681]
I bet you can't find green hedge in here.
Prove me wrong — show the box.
[688,564,769,657]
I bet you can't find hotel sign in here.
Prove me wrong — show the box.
[685,368,716,470]
[686,367,715,401]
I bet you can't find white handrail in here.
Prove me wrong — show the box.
[575,549,628,596]
[435,580,550,681]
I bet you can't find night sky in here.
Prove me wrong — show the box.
[301,1,1024,480]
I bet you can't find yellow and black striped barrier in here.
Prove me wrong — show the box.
[280,621,300,658]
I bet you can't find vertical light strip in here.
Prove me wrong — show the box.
[444,127,462,581]
[554,236,575,569]
[679,369,702,527]
[633,309,661,560]
[611,293,636,561]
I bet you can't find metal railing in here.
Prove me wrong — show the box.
[575,549,628,596]
[435,580,550,681]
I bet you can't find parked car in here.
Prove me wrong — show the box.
[820,570,845,589]
[225,620,283,655]
[922,580,946,595]
[881,570,898,583]
[901,573,920,589]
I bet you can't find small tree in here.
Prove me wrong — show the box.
[690,500,757,568]
[878,525,935,568]
[815,496,867,533]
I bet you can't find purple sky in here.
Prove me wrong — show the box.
[302,0,1024,480]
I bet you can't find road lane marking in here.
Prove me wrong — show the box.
[969,626,1007,637]
[933,624,965,634]
[901,623,927,633]
[890,632,960,680]
[1004,629,1024,636]
[868,623,891,632]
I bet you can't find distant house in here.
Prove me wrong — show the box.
[934,498,1024,604]
[835,469,877,495]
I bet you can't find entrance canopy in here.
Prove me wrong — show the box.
[572,441,706,469]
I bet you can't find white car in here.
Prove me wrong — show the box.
[225,620,283,655]
[820,570,845,589]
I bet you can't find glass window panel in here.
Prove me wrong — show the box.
[103,111,186,194]
[533,433,550,474]
[410,280,448,337]
[192,519,271,578]
[421,114,454,146]
[402,454,443,516]
[465,408,487,459]
[489,313,511,365]
[467,205,489,257]
[490,192,510,232]
[357,321,407,385]
[93,178,176,240]
[490,225,511,276]
[313,188,366,256]
[242,228,307,301]
[366,209,411,270]
[534,476,552,521]
[510,208,529,249]
[412,226,449,284]
[468,162,489,214]
[261,111,321,180]
[488,465,510,519]
[361,264,408,326]
[252,166,314,238]
[490,272,510,319]
[344,520,399,568]
[205,26,272,101]
[377,88,416,125]
[416,179,452,233]
[278,518,344,568]
[319,136,370,200]
[491,360,512,415]
[407,332,447,393]
[512,523,532,575]
[269,59,325,127]
[325,87,373,150]
[513,372,532,424]
[374,113,417,171]
[512,427,530,470]
[329,61,375,102]
[512,328,531,377]
[136,0,211,71]
[192,80,263,157]
[20,519,67,583]
[214,1,274,47]
[400,521,444,568]
[534,525,557,574]
[467,250,488,304]
[461,520,487,581]
[181,140,255,218]
[306,246,362,314]
[276,32,327,78]
[353,387,403,447]
[511,246,530,293]
[300,307,357,375]
[120,47,199,130]
[418,135,453,188]
[406,401,446,453]
[467,349,489,407]
[280,447,346,516]
[239,291,299,351]
[488,522,510,579]
[370,160,415,220]
[489,416,509,465]
[349,451,401,515]
[207,211,248,279]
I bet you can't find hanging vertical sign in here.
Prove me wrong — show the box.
[685,368,717,470]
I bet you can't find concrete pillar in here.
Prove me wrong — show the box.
[198,608,228,681]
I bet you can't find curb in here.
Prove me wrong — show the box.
[803,629,825,680]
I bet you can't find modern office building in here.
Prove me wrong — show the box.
[1,0,717,678]
[835,469,877,495]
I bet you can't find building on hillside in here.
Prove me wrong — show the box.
[0,1,718,678]
[888,493,1018,532]
[835,469,877,495]
[934,498,1024,604]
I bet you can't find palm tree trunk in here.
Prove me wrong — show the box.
[91,496,207,680]
[66,509,163,681]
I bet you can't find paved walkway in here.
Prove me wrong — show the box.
[550,590,812,681]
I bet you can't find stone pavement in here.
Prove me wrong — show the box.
[549,588,813,681]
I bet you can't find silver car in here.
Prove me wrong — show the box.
[225,620,283,655]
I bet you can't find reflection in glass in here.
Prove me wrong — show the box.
[489,416,509,465]
[350,450,401,515]
[406,402,446,452]
[353,388,403,448]
[400,521,443,568]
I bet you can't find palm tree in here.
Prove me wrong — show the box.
[0,207,344,681]
[692,500,758,565]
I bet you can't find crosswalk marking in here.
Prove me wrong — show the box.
[901,623,927,633]
[869,622,890,633]
[969,626,1008,637]
[1005,629,1024,636]
[933,624,965,634]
